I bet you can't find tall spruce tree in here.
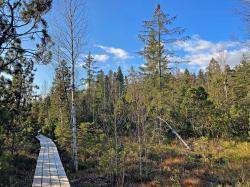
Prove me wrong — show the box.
[139,4,186,90]
[82,52,97,122]
[115,66,125,97]
[52,60,71,150]
[138,4,187,144]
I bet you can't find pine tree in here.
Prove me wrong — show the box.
[38,96,52,135]
[181,87,212,137]
[0,40,36,155]
[0,0,52,70]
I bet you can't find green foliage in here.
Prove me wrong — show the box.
[78,122,107,162]
[0,1,52,183]
[0,0,52,69]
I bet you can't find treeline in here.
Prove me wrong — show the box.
[36,56,250,142]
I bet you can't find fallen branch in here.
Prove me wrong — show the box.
[157,116,191,150]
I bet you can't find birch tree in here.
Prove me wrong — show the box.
[53,0,86,171]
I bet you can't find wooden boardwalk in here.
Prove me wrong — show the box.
[32,135,71,187]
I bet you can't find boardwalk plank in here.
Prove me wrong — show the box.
[32,135,70,187]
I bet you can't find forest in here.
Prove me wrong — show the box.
[0,0,250,187]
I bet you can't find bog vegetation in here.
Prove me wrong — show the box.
[0,0,250,186]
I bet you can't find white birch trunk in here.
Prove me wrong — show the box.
[158,117,191,150]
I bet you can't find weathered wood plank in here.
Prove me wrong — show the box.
[32,134,71,187]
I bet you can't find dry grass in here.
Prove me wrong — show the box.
[69,137,250,186]
[181,178,202,187]
[150,138,250,186]
[160,157,186,174]
[161,158,186,166]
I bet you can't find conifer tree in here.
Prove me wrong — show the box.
[138,4,187,144]
[0,0,52,70]
[82,52,97,96]
[115,66,125,97]
[52,60,71,149]
[82,52,97,121]
[139,4,186,90]
[0,41,36,155]
[229,56,250,135]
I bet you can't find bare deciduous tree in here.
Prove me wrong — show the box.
[52,0,87,172]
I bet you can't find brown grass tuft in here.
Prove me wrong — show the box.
[161,158,185,166]
[181,178,202,187]
[160,157,185,172]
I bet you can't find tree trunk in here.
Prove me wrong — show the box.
[71,70,78,171]
[114,112,118,178]
[223,75,228,102]
[142,121,148,177]
[157,7,163,145]
[138,114,142,178]
[158,117,191,150]
[70,11,78,172]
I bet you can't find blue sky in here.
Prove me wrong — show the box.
[34,0,247,93]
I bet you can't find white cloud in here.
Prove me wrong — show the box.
[175,35,247,69]
[139,63,147,68]
[93,54,110,62]
[96,45,130,60]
